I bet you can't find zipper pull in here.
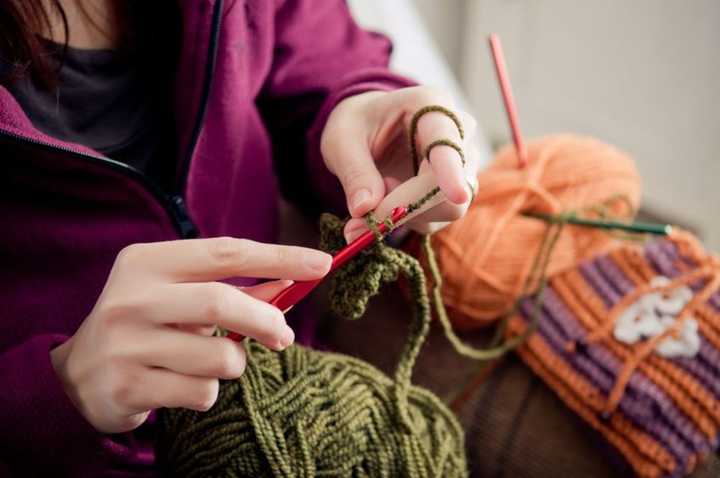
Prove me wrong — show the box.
[170,195,198,238]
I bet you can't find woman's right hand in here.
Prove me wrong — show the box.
[49,237,332,434]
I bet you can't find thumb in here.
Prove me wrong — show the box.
[325,141,385,217]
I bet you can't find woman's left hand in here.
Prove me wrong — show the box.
[320,86,480,243]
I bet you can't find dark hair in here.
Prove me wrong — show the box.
[0,1,167,89]
[0,1,68,88]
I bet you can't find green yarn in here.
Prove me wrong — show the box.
[155,105,489,477]
[156,212,468,478]
[158,341,466,477]
[408,105,465,174]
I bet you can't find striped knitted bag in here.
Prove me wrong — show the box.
[507,231,720,478]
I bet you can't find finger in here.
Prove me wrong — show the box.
[172,280,294,334]
[378,86,466,203]
[382,175,404,196]
[411,160,471,222]
[240,279,294,302]
[344,171,442,243]
[130,328,248,379]
[324,140,386,218]
[138,282,294,350]
[343,177,401,242]
[416,110,468,204]
[118,238,332,282]
[122,367,220,413]
[343,218,367,244]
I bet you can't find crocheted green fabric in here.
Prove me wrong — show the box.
[318,212,405,321]
[156,213,468,477]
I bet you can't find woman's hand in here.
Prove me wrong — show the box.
[49,238,331,434]
[320,86,480,242]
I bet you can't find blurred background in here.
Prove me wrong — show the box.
[347,0,720,249]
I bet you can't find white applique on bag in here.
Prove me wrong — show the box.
[613,276,700,358]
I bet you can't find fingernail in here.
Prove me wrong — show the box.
[277,326,295,350]
[304,251,332,274]
[277,279,294,289]
[350,188,371,213]
[345,223,366,243]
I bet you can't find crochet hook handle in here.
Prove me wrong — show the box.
[226,206,407,341]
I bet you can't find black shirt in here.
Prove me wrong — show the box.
[7,37,177,189]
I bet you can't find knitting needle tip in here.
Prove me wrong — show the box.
[488,33,528,169]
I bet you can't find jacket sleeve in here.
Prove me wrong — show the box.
[0,334,155,476]
[257,0,416,216]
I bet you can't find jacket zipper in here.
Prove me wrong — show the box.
[0,129,190,236]
[1,0,224,240]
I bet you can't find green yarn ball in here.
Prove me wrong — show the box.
[157,341,466,477]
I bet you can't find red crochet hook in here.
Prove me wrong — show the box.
[226,206,408,341]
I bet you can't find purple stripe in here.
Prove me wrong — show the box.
[580,261,621,307]
[697,340,720,379]
[652,240,685,268]
[519,294,703,466]
[674,340,720,398]
[647,240,703,291]
[646,240,682,278]
[596,255,637,297]
[647,239,720,311]
[711,292,720,312]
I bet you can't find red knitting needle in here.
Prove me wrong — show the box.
[226,206,408,341]
[488,33,528,168]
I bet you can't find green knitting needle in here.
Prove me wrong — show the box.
[524,212,672,236]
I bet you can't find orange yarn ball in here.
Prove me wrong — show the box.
[431,134,642,329]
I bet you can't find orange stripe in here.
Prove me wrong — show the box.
[696,306,720,352]
[609,248,646,285]
[697,299,720,340]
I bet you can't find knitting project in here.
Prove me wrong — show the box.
[507,232,720,478]
[156,105,472,477]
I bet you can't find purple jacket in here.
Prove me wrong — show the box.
[0,1,413,475]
